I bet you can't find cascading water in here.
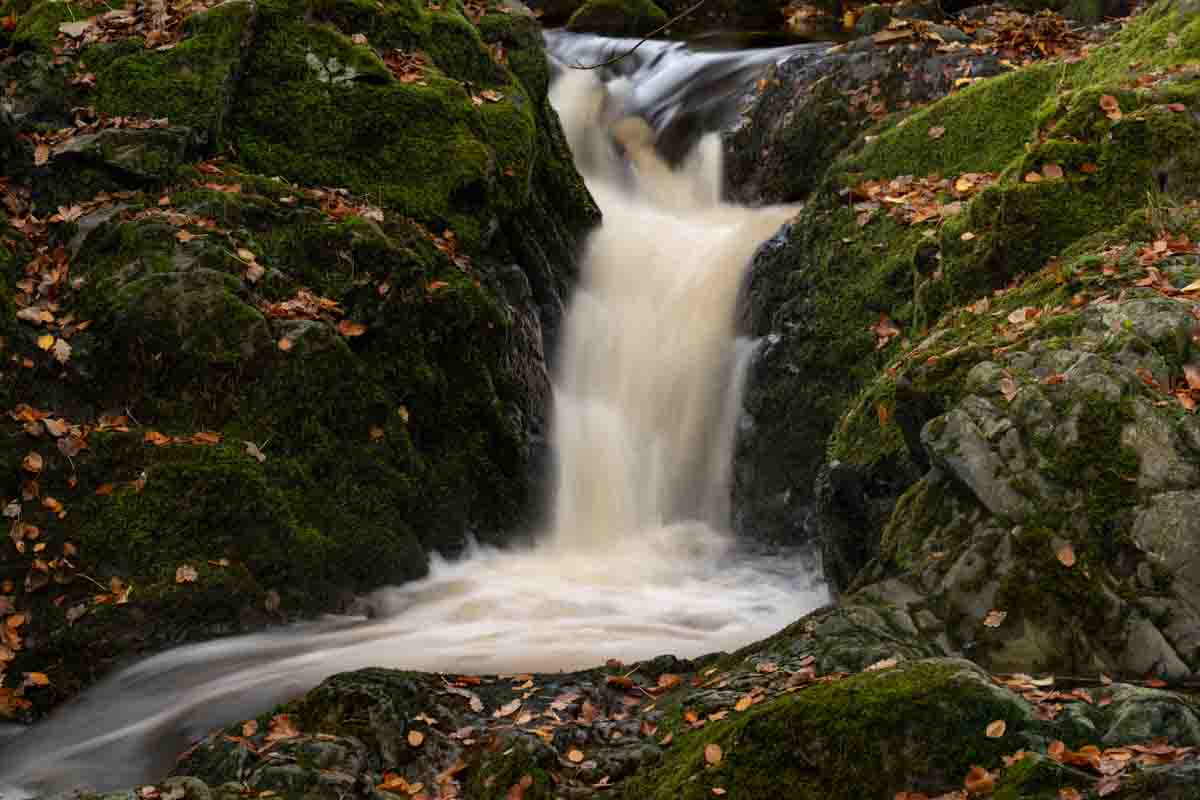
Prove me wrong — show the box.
[0,34,827,796]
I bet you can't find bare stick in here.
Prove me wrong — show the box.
[568,0,707,70]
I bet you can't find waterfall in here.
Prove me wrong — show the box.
[0,38,827,796]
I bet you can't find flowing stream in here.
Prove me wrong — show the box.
[0,33,827,795]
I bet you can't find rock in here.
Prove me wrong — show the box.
[855,3,893,34]
[52,126,197,182]
[0,0,598,719]
[566,0,668,35]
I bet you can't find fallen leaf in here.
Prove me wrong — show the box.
[52,339,71,364]
[265,714,300,743]
[983,609,1007,628]
[278,337,294,352]
[567,748,584,764]
[244,442,267,463]
[985,720,1006,738]
[964,766,994,795]
[337,320,367,337]
[928,126,946,140]
[175,564,198,584]
[22,452,43,474]
[36,335,54,351]
[704,743,723,766]
[144,431,172,446]
[1024,172,1043,183]
[999,376,1019,403]
[1056,543,1076,567]
[1099,94,1122,121]
[1058,789,1082,800]
[242,720,258,737]
[494,699,521,718]
[408,730,425,747]
[658,673,683,690]
[23,672,50,687]
[1042,163,1064,180]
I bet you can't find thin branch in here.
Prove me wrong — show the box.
[568,0,707,70]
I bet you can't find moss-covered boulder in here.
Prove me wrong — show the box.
[728,0,1200,571]
[566,0,667,36]
[0,0,597,716]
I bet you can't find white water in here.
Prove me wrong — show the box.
[0,48,826,795]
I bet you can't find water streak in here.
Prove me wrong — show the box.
[0,48,826,796]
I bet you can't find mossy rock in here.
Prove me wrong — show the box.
[0,0,595,716]
[566,0,668,36]
[619,658,1037,800]
[732,0,1200,554]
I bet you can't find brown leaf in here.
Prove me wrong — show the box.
[407,729,425,747]
[21,452,43,474]
[983,609,1007,628]
[704,743,723,766]
[1024,172,1043,183]
[999,377,1019,403]
[277,337,294,352]
[493,699,521,718]
[1058,789,1082,800]
[505,775,534,800]
[1099,94,1122,121]
[34,144,50,166]
[175,564,198,584]
[265,713,300,743]
[658,673,683,690]
[567,748,585,764]
[928,126,946,140]
[1042,163,1064,180]
[143,431,172,446]
[1183,362,1200,390]
[985,720,1006,738]
[964,766,994,795]
[1056,543,1076,567]
[870,313,902,349]
[337,320,367,337]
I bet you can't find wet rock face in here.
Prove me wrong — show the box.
[0,0,597,714]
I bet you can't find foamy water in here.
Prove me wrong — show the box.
[0,58,826,796]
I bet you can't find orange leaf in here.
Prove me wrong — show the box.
[21,452,43,474]
[143,431,172,446]
[1041,163,1064,180]
[337,320,367,337]
[985,719,1006,738]
[964,766,994,795]
[704,743,723,766]
[407,730,425,747]
[567,748,584,764]
[1056,543,1076,567]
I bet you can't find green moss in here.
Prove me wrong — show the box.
[465,741,557,800]
[841,64,1063,181]
[566,0,668,35]
[620,660,1034,800]
[227,0,535,249]
[993,756,1087,800]
[82,0,255,141]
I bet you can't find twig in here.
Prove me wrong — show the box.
[568,0,707,70]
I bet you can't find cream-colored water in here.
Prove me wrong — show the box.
[0,67,826,795]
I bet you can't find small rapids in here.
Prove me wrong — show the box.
[0,34,826,796]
